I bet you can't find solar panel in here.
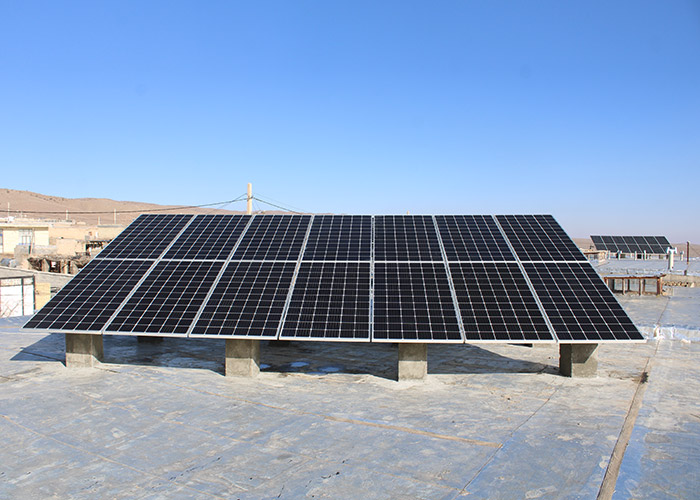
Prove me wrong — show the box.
[435,215,515,262]
[374,215,443,261]
[105,261,224,335]
[24,259,153,331]
[164,215,251,260]
[302,215,372,261]
[231,215,311,261]
[449,262,553,341]
[190,261,296,338]
[23,213,642,346]
[372,262,462,342]
[280,262,371,340]
[523,262,643,341]
[496,215,585,262]
[96,214,193,260]
[652,236,671,253]
[590,235,671,254]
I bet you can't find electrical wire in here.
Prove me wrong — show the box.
[253,193,309,214]
[5,195,248,216]
[251,196,308,214]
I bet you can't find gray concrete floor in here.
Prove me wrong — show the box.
[1,314,699,498]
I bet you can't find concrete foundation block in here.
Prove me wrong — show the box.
[398,343,427,381]
[65,333,104,368]
[225,339,260,377]
[559,343,598,377]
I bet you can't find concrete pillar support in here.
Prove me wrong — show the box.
[559,343,598,377]
[65,333,104,368]
[225,339,260,377]
[398,343,427,381]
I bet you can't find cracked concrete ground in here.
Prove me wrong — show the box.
[1,311,698,499]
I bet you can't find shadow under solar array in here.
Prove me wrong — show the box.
[23,213,644,343]
[591,235,670,255]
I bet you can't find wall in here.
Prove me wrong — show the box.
[49,224,125,242]
[0,226,50,254]
[0,277,35,317]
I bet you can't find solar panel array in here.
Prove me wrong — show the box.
[591,235,670,255]
[24,213,643,343]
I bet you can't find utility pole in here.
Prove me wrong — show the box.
[114,209,117,224]
[247,183,253,215]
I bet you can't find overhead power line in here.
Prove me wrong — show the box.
[252,195,308,214]
[5,195,248,216]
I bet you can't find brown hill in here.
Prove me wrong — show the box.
[0,188,260,226]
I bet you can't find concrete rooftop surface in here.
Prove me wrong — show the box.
[1,313,699,499]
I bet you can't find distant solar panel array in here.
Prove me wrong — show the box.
[24,214,643,343]
[591,235,670,255]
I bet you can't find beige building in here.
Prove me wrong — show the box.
[0,221,50,256]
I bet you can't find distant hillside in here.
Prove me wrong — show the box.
[0,188,253,226]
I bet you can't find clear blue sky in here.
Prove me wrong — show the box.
[1,1,698,241]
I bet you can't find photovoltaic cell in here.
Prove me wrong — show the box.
[496,215,585,262]
[374,215,443,261]
[523,262,643,341]
[591,235,670,255]
[280,262,370,340]
[191,261,296,338]
[302,215,372,261]
[24,259,152,331]
[436,215,515,262]
[105,261,223,335]
[164,215,251,260]
[96,214,193,260]
[231,215,311,261]
[373,262,462,341]
[449,262,553,341]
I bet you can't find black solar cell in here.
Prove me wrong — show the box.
[24,259,153,331]
[232,215,311,261]
[105,261,223,335]
[449,262,553,341]
[523,262,642,341]
[190,261,296,338]
[374,215,443,261]
[96,214,192,260]
[280,262,371,340]
[164,215,251,260]
[302,215,372,261]
[496,215,585,262]
[373,262,462,341]
[436,215,515,262]
[590,235,670,254]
